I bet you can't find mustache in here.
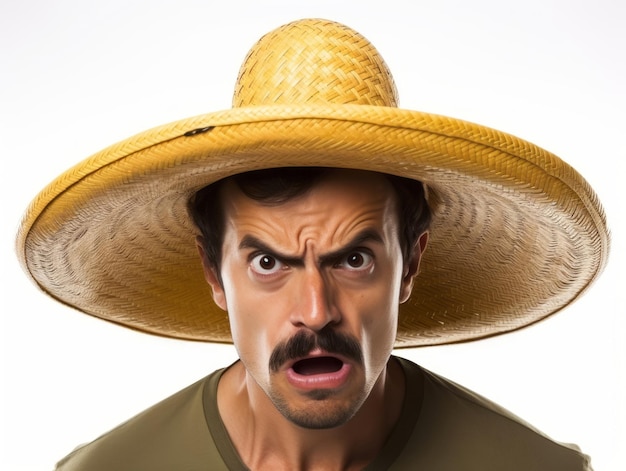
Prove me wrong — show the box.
[269,328,363,373]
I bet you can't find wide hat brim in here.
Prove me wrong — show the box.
[16,19,610,347]
[16,103,609,347]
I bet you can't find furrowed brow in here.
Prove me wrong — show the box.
[318,229,384,266]
[238,235,304,267]
[238,230,384,267]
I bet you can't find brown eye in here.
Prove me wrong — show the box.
[259,255,276,270]
[250,254,284,275]
[338,251,374,272]
[347,253,365,268]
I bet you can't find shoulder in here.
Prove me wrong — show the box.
[392,357,592,471]
[55,369,228,471]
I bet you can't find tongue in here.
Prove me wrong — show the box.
[293,357,343,375]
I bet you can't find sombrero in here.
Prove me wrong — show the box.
[16,18,609,347]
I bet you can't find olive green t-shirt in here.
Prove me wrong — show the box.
[55,357,591,470]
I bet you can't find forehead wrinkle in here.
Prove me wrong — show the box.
[221,171,400,258]
[295,193,390,241]
[228,205,391,264]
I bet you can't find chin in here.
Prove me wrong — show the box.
[273,390,367,430]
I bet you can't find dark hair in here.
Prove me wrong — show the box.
[189,167,431,273]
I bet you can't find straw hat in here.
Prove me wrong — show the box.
[16,18,609,347]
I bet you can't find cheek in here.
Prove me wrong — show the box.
[228,307,271,380]
[363,260,403,316]
[222,278,284,374]
[362,294,398,349]
[221,277,260,358]
[356,266,401,356]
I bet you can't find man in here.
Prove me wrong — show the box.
[17,19,608,470]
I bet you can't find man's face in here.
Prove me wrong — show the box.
[200,170,422,429]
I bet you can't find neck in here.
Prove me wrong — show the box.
[217,357,405,471]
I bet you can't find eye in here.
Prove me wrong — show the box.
[250,254,284,275]
[337,251,374,272]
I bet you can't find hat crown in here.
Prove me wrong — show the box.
[233,19,399,108]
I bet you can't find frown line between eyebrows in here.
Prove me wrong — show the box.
[238,230,385,267]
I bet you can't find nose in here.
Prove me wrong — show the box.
[290,267,340,331]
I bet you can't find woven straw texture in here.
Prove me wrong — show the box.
[16,19,609,347]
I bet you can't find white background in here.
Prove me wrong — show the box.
[1,0,624,469]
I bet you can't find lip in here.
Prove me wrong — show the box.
[284,349,353,391]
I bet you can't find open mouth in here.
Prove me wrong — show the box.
[292,356,344,375]
[286,355,352,390]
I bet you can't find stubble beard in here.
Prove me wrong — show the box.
[268,383,369,429]
[265,328,367,429]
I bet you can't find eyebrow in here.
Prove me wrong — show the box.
[238,229,384,267]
